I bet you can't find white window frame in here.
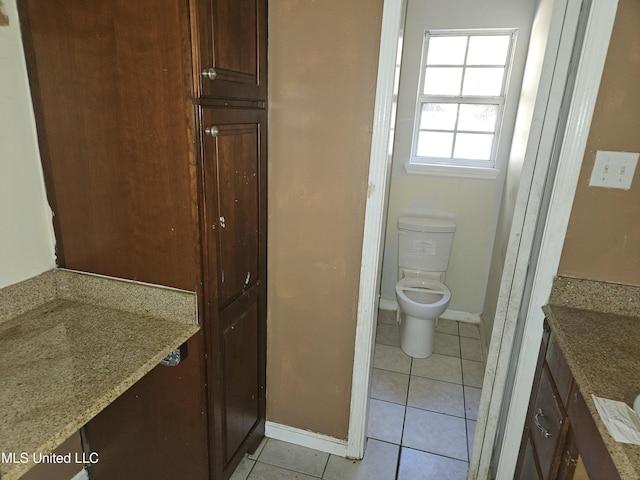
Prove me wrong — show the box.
[408,29,517,178]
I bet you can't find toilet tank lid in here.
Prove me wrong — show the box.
[398,217,456,233]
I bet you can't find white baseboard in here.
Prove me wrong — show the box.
[71,468,89,480]
[440,309,481,325]
[378,299,481,325]
[378,298,397,311]
[265,421,349,458]
[478,314,489,362]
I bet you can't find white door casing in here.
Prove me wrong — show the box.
[347,0,405,459]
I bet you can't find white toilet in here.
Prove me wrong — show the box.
[395,216,456,358]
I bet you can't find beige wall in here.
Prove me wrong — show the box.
[558,0,640,285]
[267,0,383,438]
[0,0,55,289]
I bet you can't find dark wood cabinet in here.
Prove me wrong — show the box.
[199,106,267,476]
[567,387,620,479]
[531,365,568,479]
[515,321,621,480]
[19,1,267,479]
[520,436,544,480]
[200,108,267,309]
[193,0,267,101]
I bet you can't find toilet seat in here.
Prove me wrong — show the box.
[395,277,451,309]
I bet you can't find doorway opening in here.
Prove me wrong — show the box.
[349,0,617,478]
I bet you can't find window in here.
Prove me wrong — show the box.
[410,30,516,174]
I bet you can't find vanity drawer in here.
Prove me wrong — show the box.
[531,366,567,479]
[546,334,573,406]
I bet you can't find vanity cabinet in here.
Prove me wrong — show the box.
[19,1,267,479]
[515,321,620,480]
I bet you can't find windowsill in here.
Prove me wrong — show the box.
[404,162,500,180]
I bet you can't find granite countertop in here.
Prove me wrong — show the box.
[543,276,640,480]
[0,269,200,480]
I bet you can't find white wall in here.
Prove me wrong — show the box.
[0,0,56,288]
[380,0,535,315]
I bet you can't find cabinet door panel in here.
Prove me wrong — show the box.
[195,0,267,101]
[200,106,267,479]
[217,124,260,305]
[556,426,580,480]
[201,110,265,308]
[568,388,621,480]
[221,298,260,463]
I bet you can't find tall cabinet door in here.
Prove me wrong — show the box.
[194,0,267,101]
[199,106,267,479]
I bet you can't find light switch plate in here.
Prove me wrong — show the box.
[589,150,639,190]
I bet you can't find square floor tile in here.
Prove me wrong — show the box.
[411,353,462,384]
[460,336,483,362]
[458,322,480,339]
[323,439,399,480]
[367,398,405,444]
[464,386,482,421]
[377,309,397,325]
[247,462,318,480]
[398,447,468,480]
[371,368,410,405]
[376,323,400,347]
[257,439,328,477]
[402,407,468,461]
[230,457,256,480]
[461,359,485,388]
[433,332,461,357]
[435,318,459,335]
[407,376,464,417]
[373,344,412,374]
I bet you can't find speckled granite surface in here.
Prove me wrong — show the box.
[0,269,199,480]
[548,276,640,317]
[0,269,198,326]
[544,276,640,480]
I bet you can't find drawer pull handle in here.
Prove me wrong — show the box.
[534,408,552,438]
[201,67,218,80]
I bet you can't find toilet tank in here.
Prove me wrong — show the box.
[397,217,456,273]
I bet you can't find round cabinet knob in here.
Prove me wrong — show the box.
[205,126,219,137]
[201,67,217,80]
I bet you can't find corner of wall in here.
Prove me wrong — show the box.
[0,0,56,289]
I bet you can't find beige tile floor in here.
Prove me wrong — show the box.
[230,310,485,480]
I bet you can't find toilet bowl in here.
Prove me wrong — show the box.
[395,276,451,358]
[394,215,456,358]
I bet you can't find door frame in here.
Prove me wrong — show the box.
[349,0,618,474]
[487,0,617,476]
[346,0,405,459]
